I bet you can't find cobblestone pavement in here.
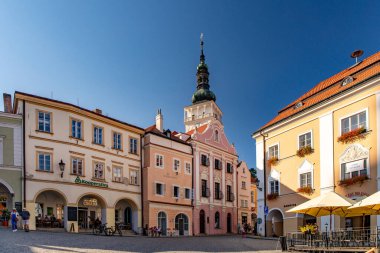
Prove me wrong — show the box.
[0,228,280,253]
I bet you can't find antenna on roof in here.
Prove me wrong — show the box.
[351,49,364,64]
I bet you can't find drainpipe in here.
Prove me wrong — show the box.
[259,130,267,237]
[22,100,26,208]
[191,143,194,236]
[140,133,144,235]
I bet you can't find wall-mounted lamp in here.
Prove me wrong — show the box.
[59,159,66,178]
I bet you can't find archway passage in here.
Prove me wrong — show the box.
[35,190,67,230]
[175,213,189,236]
[199,210,205,234]
[77,194,106,231]
[227,213,232,233]
[114,199,138,232]
[0,183,13,210]
[157,212,167,236]
[267,209,284,237]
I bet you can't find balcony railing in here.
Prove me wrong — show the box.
[226,192,235,202]
[214,191,223,200]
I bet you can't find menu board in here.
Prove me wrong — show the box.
[67,207,78,221]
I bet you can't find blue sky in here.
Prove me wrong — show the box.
[1,0,380,167]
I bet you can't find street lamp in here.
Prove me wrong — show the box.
[59,159,65,178]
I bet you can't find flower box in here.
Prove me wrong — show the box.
[337,127,367,144]
[297,186,313,195]
[296,146,314,157]
[267,157,279,167]
[267,193,279,200]
[338,175,369,187]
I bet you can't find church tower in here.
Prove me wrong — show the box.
[184,34,223,132]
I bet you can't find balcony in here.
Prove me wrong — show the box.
[226,192,235,202]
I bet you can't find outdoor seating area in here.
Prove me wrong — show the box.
[287,227,380,252]
[36,216,63,228]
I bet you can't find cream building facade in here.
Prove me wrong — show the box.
[253,51,380,236]
[14,92,145,233]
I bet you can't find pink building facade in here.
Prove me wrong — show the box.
[177,36,238,235]
[143,111,193,236]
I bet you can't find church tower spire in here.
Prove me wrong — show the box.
[192,33,216,104]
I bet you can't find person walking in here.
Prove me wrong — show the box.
[21,208,30,232]
[11,208,18,232]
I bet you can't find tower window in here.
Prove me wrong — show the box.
[214,130,219,142]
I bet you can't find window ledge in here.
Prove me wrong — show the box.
[112,180,124,184]
[91,178,106,182]
[128,152,139,156]
[70,173,84,177]
[35,169,53,173]
[35,130,54,135]
[69,136,84,141]
[92,142,105,147]
[111,147,123,152]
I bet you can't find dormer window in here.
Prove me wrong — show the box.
[294,102,303,109]
[342,76,353,86]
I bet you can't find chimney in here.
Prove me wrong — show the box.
[156,109,163,132]
[3,93,12,113]
[94,108,102,115]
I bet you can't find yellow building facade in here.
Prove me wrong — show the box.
[253,52,380,236]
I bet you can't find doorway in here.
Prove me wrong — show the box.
[124,207,132,229]
[200,210,205,234]
[158,212,167,236]
[175,213,189,236]
[227,213,232,233]
[78,208,88,229]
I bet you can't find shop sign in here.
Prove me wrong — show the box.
[345,160,364,173]
[74,176,108,188]
[83,198,98,207]
[257,218,262,224]
[284,204,297,208]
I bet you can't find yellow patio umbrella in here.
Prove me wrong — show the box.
[349,191,380,212]
[287,191,356,231]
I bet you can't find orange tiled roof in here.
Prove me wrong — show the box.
[257,51,380,133]
[186,124,208,135]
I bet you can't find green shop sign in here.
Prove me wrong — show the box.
[74,176,108,188]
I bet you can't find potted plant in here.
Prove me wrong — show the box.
[296,146,314,157]
[267,193,279,200]
[338,174,369,187]
[1,209,10,227]
[297,186,314,195]
[337,127,367,144]
[267,157,279,167]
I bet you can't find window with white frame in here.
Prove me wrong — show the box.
[130,170,138,185]
[185,162,191,174]
[185,188,191,199]
[341,111,367,134]
[129,138,138,154]
[71,157,83,176]
[268,145,279,158]
[93,126,103,145]
[0,138,3,165]
[173,159,180,172]
[113,167,122,182]
[214,158,221,170]
[113,132,122,150]
[156,183,164,195]
[71,119,82,139]
[38,111,51,132]
[269,179,279,194]
[155,154,163,168]
[173,186,179,198]
[226,162,233,173]
[37,152,52,172]
[300,172,312,188]
[93,161,104,179]
[299,132,312,148]
[341,159,368,180]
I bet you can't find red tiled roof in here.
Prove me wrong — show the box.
[257,51,380,132]
[145,125,190,145]
[186,124,208,135]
